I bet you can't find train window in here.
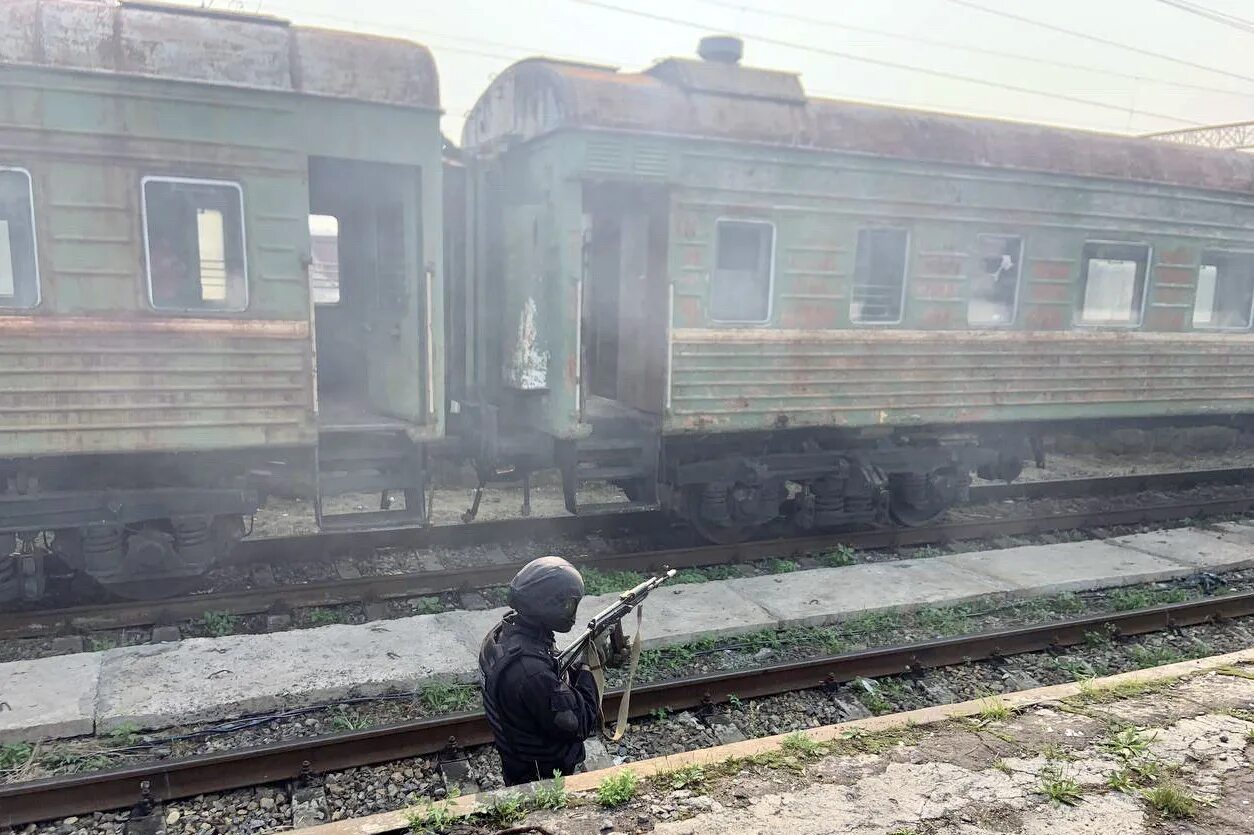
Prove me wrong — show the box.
[851,227,909,324]
[1193,250,1254,329]
[1078,241,1149,326]
[143,177,247,312]
[709,219,773,323]
[309,214,340,305]
[0,167,39,308]
[968,235,1022,326]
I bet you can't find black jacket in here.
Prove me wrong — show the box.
[478,613,601,785]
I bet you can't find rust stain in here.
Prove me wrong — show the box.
[1026,282,1070,304]
[778,299,838,329]
[1144,307,1189,331]
[0,316,310,338]
[1152,286,1194,307]
[918,255,964,275]
[1030,261,1073,281]
[1155,265,1196,284]
[1157,246,1197,267]
[673,295,704,328]
[1021,307,1068,329]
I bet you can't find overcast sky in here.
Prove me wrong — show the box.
[193,0,1254,142]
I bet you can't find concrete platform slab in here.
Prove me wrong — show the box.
[94,614,480,732]
[0,652,100,744]
[935,539,1193,595]
[726,559,1013,629]
[576,583,778,649]
[1111,527,1254,572]
[425,606,510,654]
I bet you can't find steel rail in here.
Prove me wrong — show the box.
[3,490,1253,640]
[3,590,1253,826]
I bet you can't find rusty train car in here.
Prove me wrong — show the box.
[0,0,443,599]
[4,4,1254,600]
[453,35,1254,542]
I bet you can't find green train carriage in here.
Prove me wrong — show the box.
[0,0,443,599]
[456,36,1254,542]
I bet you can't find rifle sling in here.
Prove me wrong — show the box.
[600,604,644,743]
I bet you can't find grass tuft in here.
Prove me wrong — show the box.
[768,558,800,575]
[1142,783,1197,818]
[817,545,857,567]
[532,772,568,810]
[977,697,1012,722]
[581,568,647,595]
[1036,763,1083,805]
[0,742,33,772]
[418,682,479,713]
[200,610,238,637]
[779,731,825,760]
[597,770,639,807]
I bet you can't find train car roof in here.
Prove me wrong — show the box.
[462,45,1254,195]
[0,0,438,110]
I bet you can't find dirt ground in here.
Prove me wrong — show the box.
[502,663,1254,835]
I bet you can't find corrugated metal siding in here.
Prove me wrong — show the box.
[667,329,1254,432]
[0,318,314,455]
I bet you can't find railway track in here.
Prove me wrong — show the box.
[4,589,1252,827]
[3,469,1254,641]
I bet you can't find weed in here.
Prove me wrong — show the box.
[1052,656,1100,681]
[1216,665,1254,682]
[817,545,856,567]
[1071,678,1170,706]
[977,697,1011,722]
[86,635,117,652]
[1100,726,1156,762]
[671,569,708,585]
[819,629,850,655]
[106,722,141,746]
[582,568,646,596]
[1047,593,1086,615]
[649,707,670,722]
[1142,783,1196,818]
[843,610,903,644]
[702,565,742,581]
[0,742,32,772]
[1107,767,1137,794]
[768,558,799,575]
[1039,743,1074,763]
[42,749,111,773]
[991,758,1013,775]
[888,829,920,835]
[1036,763,1083,805]
[410,595,445,615]
[1109,586,1190,612]
[419,682,478,713]
[913,545,944,559]
[532,772,568,810]
[855,678,893,715]
[331,706,371,732]
[740,629,784,653]
[597,770,638,807]
[306,607,341,626]
[727,694,743,710]
[200,610,238,638]
[406,796,458,834]
[1247,726,1254,743]
[1127,644,1185,669]
[780,731,825,760]
[916,605,970,636]
[662,763,707,790]
[482,792,527,827]
[1082,626,1116,649]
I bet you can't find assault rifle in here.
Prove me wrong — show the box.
[556,569,676,674]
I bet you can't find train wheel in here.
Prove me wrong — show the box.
[686,483,754,544]
[887,470,954,527]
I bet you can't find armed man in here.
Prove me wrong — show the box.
[478,556,673,786]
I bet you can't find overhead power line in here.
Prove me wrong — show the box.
[695,0,1254,98]
[944,0,1254,85]
[568,0,1203,126]
[1154,0,1254,35]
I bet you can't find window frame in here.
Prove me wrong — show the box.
[308,213,342,308]
[966,233,1024,328]
[708,217,776,326]
[0,165,41,310]
[850,226,910,327]
[1192,248,1254,332]
[141,175,249,314]
[1075,239,1152,329]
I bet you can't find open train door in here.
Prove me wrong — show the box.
[308,158,431,529]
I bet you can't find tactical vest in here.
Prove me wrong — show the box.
[478,615,582,766]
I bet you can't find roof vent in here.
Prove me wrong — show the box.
[697,35,743,65]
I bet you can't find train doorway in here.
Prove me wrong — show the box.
[306,157,430,528]
[581,183,669,417]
